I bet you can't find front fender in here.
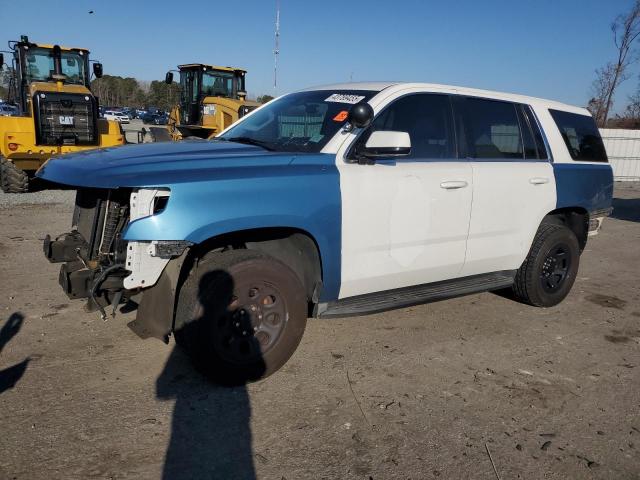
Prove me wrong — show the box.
[122,156,342,301]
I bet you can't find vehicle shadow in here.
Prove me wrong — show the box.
[156,270,264,480]
[611,196,640,223]
[0,312,30,395]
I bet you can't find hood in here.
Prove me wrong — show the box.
[37,140,296,188]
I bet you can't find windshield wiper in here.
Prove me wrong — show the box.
[223,136,276,151]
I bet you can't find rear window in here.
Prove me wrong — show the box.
[549,109,608,162]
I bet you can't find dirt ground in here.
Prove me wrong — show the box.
[0,183,638,480]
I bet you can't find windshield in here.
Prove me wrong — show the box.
[23,47,88,85]
[202,70,235,98]
[218,90,376,153]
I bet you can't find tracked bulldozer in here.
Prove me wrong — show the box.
[0,35,124,193]
[152,64,259,142]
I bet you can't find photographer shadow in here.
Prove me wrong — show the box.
[0,312,30,395]
[157,269,264,480]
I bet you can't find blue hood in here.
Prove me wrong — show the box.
[37,140,296,188]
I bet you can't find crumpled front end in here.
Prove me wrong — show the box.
[43,187,191,318]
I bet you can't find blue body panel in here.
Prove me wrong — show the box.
[38,141,342,301]
[553,162,614,212]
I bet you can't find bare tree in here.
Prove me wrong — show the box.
[589,1,640,127]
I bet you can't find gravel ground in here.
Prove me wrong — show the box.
[0,187,74,208]
[0,183,638,479]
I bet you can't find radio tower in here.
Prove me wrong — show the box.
[274,0,280,94]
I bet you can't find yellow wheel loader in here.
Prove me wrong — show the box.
[156,64,260,142]
[0,35,124,193]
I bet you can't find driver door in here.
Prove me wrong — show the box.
[336,93,473,299]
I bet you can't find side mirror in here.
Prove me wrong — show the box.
[165,71,173,84]
[93,62,103,78]
[363,130,411,158]
[0,54,3,70]
[347,102,374,129]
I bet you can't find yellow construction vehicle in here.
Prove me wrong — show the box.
[0,35,124,193]
[158,64,260,141]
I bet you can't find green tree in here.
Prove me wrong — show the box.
[256,95,274,104]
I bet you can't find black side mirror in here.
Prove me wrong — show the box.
[0,54,3,70]
[348,102,374,129]
[93,62,103,78]
[165,71,173,84]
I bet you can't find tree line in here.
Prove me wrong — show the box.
[90,75,181,110]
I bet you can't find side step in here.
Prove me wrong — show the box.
[318,270,516,318]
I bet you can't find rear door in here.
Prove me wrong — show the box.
[337,92,473,299]
[452,96,556,276]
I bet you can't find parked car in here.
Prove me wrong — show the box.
[40,82,613,385]
[141,112,168,125]
[0,103,19,116]
[103,110,130,124]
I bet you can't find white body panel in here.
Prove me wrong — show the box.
[326,83,567,300]
[337,159,472,299]
[461,161,556,276]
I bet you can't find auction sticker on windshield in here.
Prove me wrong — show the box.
[325,93,366,104]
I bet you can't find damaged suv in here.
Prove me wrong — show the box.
[40,82,613,384]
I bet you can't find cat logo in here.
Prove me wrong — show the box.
[59,116,74,126]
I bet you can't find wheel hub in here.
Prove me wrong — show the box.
[215,281,287,364]
[540,244,570,293]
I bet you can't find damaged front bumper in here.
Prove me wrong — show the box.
[43,187,191,319]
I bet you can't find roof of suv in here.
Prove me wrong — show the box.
[301,81,588,115]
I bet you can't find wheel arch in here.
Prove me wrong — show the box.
[541,206,589,251]
[190,226,324,305]
[132,226,326,343]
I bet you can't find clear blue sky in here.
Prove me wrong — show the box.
[1,0,638,111]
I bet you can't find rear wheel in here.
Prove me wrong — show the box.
[512,224,580,307]
[0,156,29,193]
[174,249,307,385]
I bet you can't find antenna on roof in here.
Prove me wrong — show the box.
[274,0,280,95]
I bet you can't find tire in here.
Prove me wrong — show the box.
[174,249,307,385]
[512,223,580,307]
[0,156,29,193]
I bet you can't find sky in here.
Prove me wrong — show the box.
[1,0,638,112]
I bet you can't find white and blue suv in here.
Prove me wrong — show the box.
[40,82,613,384]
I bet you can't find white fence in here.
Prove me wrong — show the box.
[600,128,640,181]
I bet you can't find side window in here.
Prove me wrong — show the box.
[351,93,455,160]
[516,105,538,159]
[523,106,549,159]
[549,109,608,162]
[457,97,524,159]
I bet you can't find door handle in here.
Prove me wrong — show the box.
[529,177,549,185]
[440,180,468,190]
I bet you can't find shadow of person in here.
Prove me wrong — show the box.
[157,269,265,480]
[0,312,30,395]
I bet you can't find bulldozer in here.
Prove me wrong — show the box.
[155,64,260,142]
[0,35,124,193]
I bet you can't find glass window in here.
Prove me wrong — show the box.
[516,105,538,159]
[351,94,455,160]
[202,70,234,98]
[23,47,87,85]
[458,97,523,159]
[523,106,549,159]
[549,109,608,162]
[218,90,375,153]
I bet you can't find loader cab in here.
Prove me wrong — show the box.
[175,64,247,126]
[5,37,102,115]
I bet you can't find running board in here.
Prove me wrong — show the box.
[317,270,516,318]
